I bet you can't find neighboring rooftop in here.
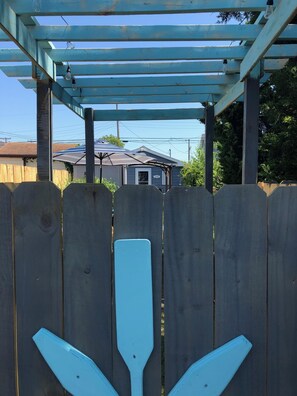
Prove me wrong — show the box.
[135,146,184,167]
[0,142,77,157]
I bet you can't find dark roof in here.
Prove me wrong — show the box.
[0,142,77,157]
[135,146,184,167]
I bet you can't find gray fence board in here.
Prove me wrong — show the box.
[164,187,214,394]
[268,187,297,396]
[214,185,267,395]
[0,184,16,395]
[63,184,113,385]
[113,185,163,396]
[14,182,63,396]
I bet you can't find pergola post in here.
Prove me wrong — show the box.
[242,76,260,184]
[37,78,53,181]
[205,105,214,193]
[85,107,95,183]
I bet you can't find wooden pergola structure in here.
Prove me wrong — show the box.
[0,0,296,189]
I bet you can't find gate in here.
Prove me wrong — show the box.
[0,182,296,395]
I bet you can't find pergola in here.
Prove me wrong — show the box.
[0,0,296,190]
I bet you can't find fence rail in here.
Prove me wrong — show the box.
[0,182,296,395]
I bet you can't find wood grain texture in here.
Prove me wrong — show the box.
[268,187,297,396]
[164,187,214,394]
[14,182,63,396]
[63,184,113,385]
[214,185,267,395]
[0,184,16,395]
[113,185,163,396]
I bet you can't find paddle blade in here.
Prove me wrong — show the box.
[114,239,154,374]
[168,335,252,396]
[33,328,118,396]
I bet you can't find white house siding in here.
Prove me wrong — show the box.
[73,165,122,186]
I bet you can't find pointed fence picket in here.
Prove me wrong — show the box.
[164,187,214,395]
[0,182,296,395]
[268,187,297,396]
[214,185,267,395]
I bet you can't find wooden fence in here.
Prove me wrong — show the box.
[0,164,70,189]
[0,182,296,396]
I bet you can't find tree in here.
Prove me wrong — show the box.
[181,146,223,191]
[101,134,124,147]
[214,13,297,183]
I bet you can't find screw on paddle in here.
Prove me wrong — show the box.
[168,335,252,396]
[33,328,118,396]
[114,239,154,396]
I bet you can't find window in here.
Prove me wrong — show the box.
[135,168,152,185]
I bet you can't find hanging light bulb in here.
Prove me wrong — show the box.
[264,0,274,19]
[72,76,77,91]
[64,65,72,81]
[66,41,75,50]
[223,59,228,73]
[33,0,41,12]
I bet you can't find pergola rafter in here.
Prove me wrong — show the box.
[5,0,274,15]
[0,0,297,185]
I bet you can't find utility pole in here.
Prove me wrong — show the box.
[188,139,191,162]
[169,149,171,157]
[116,104,120,139]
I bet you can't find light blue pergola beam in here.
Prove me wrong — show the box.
[47,44,297,62]
[1,45,296,63]
[51,82,84,119]
[75,94,222,105]
[0,59,287,78]
[214,71,271,116]
[93,108,205,121]
[0,48,28,61]
[19,75,239,89]
[240,0,297,80]
[69,85,227,96]
[0,0,55,79]
[25,24,297,42]
[9,0,269,16]
[214,80,244,116]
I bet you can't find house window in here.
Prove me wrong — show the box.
[135,168,152,185]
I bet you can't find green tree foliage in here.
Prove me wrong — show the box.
[181,147,223,191]
[214,103,243,184]
[101,134,124,147]
[66,176,118,193]
[258,60,297,182]
[215,13,297,183]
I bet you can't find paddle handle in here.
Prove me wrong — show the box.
[130,371,143,396]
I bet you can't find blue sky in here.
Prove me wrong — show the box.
[0,12,231,162]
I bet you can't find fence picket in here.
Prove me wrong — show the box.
[13,182,63,395]
[268,187,297,396]
[214,185,267,395]
[0,184,16,395]
[164,187,214,395]
[113,185,163,396]
[63,184,113,386]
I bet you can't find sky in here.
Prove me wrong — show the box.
[0,11,233,162]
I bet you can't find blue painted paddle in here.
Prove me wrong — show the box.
[168,335,252,395]
[114,239,154,396]
[33,328,118,396]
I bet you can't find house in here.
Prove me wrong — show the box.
[0,142,77,170]
[125,146,183,192]
[71,145,184,190]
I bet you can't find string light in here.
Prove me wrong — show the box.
[223,59,228,73]
[264,0,274,19]
[64,65,72,81]
[72,77,77,91]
